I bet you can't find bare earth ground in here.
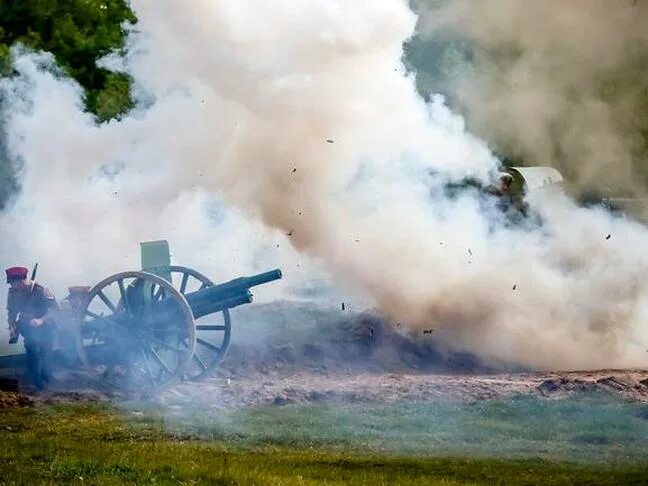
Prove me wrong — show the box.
[1,306,647,408]
[159,369,648,409]
[2,368,647,410]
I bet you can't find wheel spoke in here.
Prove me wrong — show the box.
[118,279,130,314]
[192,353,207,371]
[97,291,116,313]
[141,349,157,386]
[147,346,172,375]
[196,325,227,331]
[197,338,221,352]
[179,273,189,294]
[154,286,165,301]
[149,338,187,354]
[85,310,118,326]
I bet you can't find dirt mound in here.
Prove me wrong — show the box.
[0,391,33,408]
[224,304,506,376]
[537,372,648,401]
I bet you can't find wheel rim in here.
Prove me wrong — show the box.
[78,271,195,392]
[167,266,232,381]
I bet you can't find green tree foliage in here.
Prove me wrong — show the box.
[0,0,136,121]
[0,0,136,208]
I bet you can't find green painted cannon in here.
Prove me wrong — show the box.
[74,240,282,392]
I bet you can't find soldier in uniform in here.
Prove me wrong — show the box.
[483,172,530,219]
[6,266,59,389]
[54,286,90,367]
[484,172,514,198]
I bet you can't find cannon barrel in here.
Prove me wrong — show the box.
[183,269,282,319]
[84,269,282,331]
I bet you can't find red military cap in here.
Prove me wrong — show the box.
[5,266,28,283]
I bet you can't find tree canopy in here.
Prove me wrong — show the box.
[0,0,136,121]
[0,0,136,208]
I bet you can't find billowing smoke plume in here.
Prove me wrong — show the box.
[0,0,647,369]
[413,0,648,196]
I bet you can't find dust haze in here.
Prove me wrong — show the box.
[0,0,646,370]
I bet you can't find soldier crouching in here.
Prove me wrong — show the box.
[6,266,59,390]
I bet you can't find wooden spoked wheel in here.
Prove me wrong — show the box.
[167,266,232,381]
[78,271,195,393]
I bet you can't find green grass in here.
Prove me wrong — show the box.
[146,393,648,463]
[1,403,648,485]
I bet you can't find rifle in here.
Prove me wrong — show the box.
[8,263,38,344]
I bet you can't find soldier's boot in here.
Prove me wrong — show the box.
[25,344,45,390]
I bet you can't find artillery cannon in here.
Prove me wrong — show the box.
[2,240,282,392]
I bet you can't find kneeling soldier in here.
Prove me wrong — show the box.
[6,266,59,390]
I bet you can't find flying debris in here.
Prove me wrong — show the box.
[606,234,612,240]
[292,168,297,173]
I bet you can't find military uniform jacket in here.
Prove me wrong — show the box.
[7,283,58,326]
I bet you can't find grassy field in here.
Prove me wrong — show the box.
[2,401,648,485]
[147,392,648,463]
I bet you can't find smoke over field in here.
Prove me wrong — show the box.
[413,0,648,197]
[0,1,647,370]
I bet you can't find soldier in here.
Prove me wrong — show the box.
[54,286,90,367]
[6,266,59,390]
[483,172,530,219]
[484,172,514,197]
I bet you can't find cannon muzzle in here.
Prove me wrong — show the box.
[184,269,282,318]
[237,269,283,288]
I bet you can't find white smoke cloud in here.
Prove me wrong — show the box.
[0,0,647,370]
[0,49,327,304]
